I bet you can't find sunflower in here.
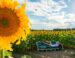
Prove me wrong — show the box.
[0,0,30,50]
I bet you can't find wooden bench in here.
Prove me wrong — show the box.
[36,41,63,51]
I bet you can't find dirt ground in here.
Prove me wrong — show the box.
[27,49,75,58]
[13,49,75,58]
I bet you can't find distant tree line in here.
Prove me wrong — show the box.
[31,28,75,31]
[53,28,75,31]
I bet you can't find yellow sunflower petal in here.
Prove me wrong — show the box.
[0,0,30,50]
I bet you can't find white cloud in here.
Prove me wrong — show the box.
[30,13,75,30]
[47,12,66,23]
[26,0,67,15]
[26,0,68,18]
[26,0,75,30]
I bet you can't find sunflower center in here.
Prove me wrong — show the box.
[1,19,9,27]
[0,8,20,36]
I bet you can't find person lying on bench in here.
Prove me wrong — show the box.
[43,40,59,47]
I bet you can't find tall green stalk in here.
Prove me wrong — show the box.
[0,50,4,58]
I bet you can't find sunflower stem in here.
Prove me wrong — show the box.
[0,49,5,58]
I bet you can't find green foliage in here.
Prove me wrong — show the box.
[12,40,27,54]
[12,32,75,53]
[4,50,12,57]
[59,34,75,48]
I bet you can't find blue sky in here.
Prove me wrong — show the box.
[18,0,75,30]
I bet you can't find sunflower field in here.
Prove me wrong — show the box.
[13,30,75,53]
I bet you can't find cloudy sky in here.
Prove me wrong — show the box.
[18,0,75,30]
